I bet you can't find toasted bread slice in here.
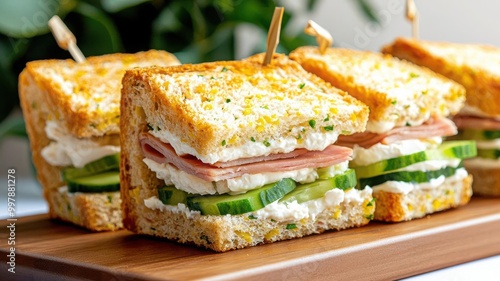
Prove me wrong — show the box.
[123,53,369,164]
[120,54,373,251]
[18,50,180,231]
[290,46,466,133]
[382,37,500,117]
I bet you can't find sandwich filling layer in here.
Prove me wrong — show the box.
[349,137,476,194]
[41,121,119,168]
[453,114,500,168]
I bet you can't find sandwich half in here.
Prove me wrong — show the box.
[290,47,476,222]
[18,50,180,231]
[120,53,372,252]
[383,37,500,196]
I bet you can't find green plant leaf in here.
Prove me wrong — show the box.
[0,0,60,38]
[0,36,24,123]
[353,0,379,23]
[0,117,27,141]
[71,2,123,55]
[101,0,151,13]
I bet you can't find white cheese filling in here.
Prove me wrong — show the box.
[351,138,442,166]
[464,158,500,169]
[370,168,468,194]
[144,187,372,222]
[143,158,349,195]
[41,121,119,168]
[476,138,500,150]
[149,129,340,164]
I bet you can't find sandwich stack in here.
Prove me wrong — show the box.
[383,38,500,196]
[120,53,373,251]
[290,46,477,222]
[18,50,180,231]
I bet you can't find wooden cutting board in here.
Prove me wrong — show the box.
[1,197,500,281]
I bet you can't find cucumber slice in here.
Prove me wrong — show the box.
[158,186,188,205]
[187,178,296,215]
[477,149,500,159]
[358,165,461,188]
[67,171,120,193]
[456,129,500,140]
[280,169,357,204]
[62,154,120,181]
[353,141,476,178]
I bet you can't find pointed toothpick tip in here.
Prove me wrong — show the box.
[263,7,284,66]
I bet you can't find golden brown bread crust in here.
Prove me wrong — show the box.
[289,46,466,130]
[122,53,369,161]
[22,50,180,138]
[464,165,500,197]
[374,175,472,222]
[18,50,180,231]
[382,37,500,117]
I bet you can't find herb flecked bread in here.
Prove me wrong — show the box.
[120,54,374,252]
[18,50,180,231]
[289,46,465,133]
[382,37,500,117]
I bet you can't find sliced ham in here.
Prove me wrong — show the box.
[139,132,352,182]
[336,117,458,148]
[453,115,500,130]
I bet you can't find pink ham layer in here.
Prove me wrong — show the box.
[453,115,500,130]
[336,117,458,149]
[140,132,353,182]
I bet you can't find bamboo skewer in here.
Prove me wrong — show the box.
[406,0,419,39]
[48,15,86,63]
[304,20,333,54]
[263,7,284,66]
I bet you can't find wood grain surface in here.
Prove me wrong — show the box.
[1,197,500,281]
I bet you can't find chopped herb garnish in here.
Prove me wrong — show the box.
[221,140,226,146]
[296,134,302,140]
[263,140,271,147]
[226,98,231,103]
[367,198,376,207]
[147,123,154,131]
[341,130,351,135]
[421,90,428,95]
[404,105,410,109]
[365,214,374,220]
[200,235,211,244]
[391,100,397,105]
[299,83,306,89]
[323,125,334,131]
[324,114,330,122]
[197,74,204,77]
[301,128,306,133]
[221,67,228,72]
[107,195,113,203]
[286,223,297,229]
[308,119,316,128]
[156,126,161,131]
[248,214,257,219]
[405,122,411,127]
[210,76,215,80]
[409,72,419,78]
[261,105,269,109]
[250,137,256,142]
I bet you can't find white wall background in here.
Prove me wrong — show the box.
[237,0,500,58]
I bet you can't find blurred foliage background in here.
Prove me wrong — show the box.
[0,0,378,140]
